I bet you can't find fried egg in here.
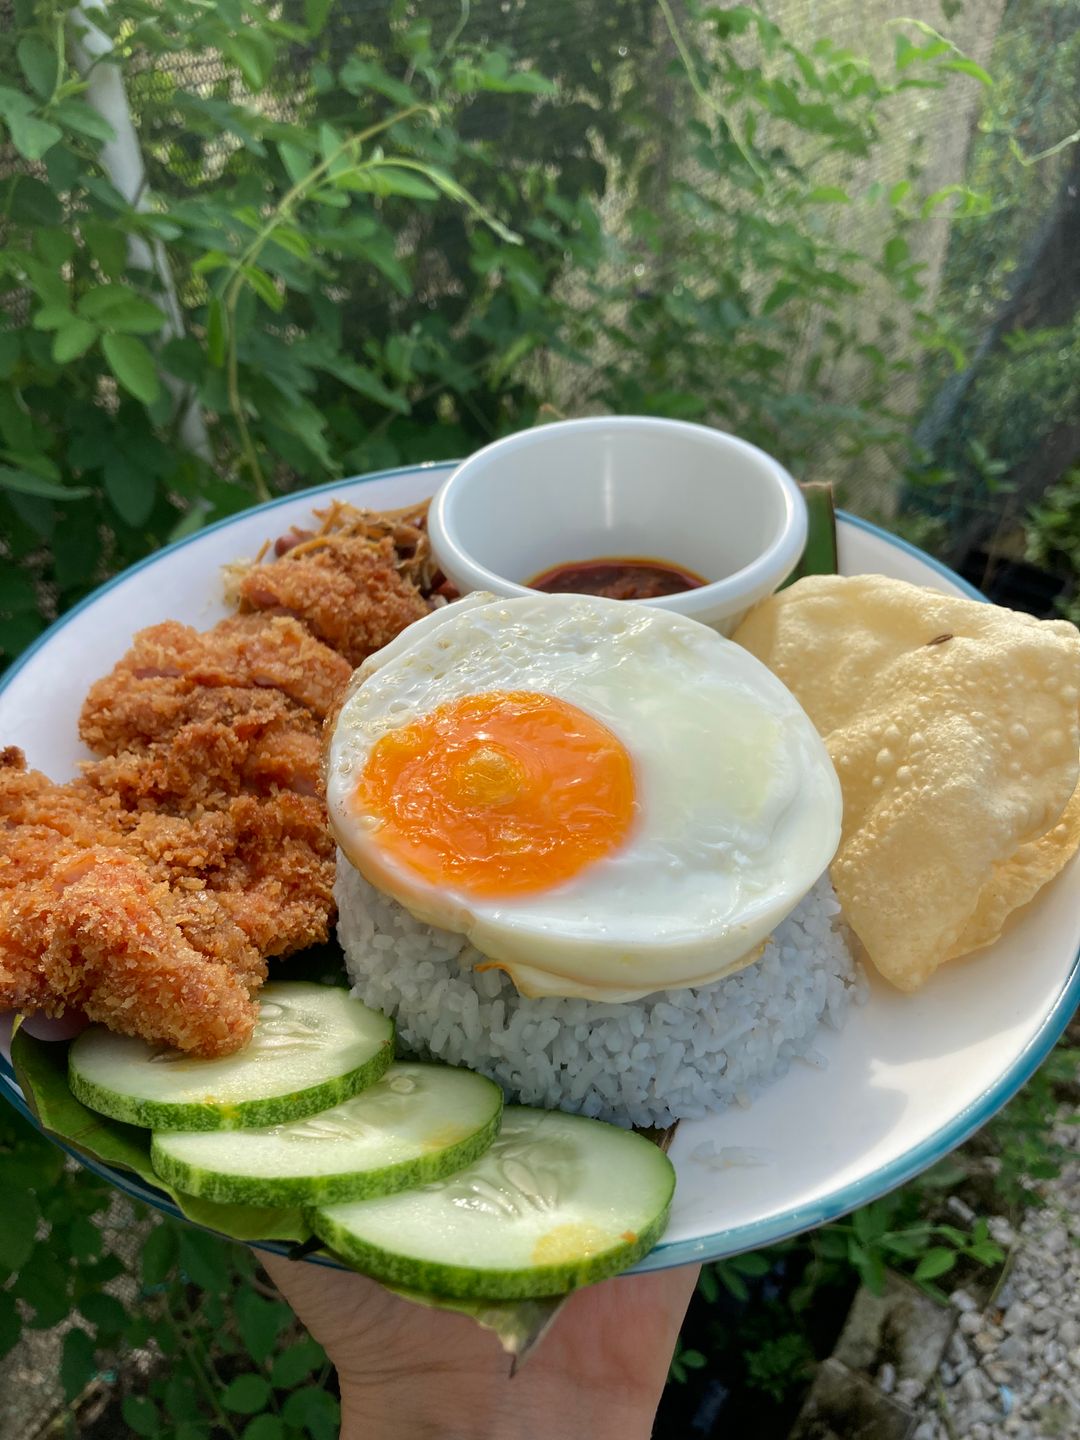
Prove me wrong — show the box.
[327,592,842,1001]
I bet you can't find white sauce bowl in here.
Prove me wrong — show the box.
[426,416,807,634]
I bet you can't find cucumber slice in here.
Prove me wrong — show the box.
[69,983,393,1132]
[150,1062,503,1206]
[309,1106,675,1299]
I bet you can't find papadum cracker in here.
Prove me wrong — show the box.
[733,575,1080,990]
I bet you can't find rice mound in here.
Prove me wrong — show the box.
[336,857,863,1129]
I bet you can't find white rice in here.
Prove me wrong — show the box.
[336,857,864,1129]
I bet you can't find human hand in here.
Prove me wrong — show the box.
[262,1250,699,1440]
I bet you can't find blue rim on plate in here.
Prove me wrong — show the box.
[1,462,1076,1273]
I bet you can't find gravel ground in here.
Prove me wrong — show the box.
[909,1110,1080,1440]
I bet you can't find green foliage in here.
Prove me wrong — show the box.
[668,1335,708,1385]
[744,1331,816,1403]
[812,1197,1003,1302]
[980,1044,1080,1210]
[1026,467,1080,622]
[0,0,1008,667]
[909,0,1080,552]
[0,1100,332,1434]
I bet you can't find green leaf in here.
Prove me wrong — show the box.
[53,317,99,363]
[967,1241,1004,1266]
[943,56,991,86]
[762,280,799,316]
[806,186,850,203]
[269,226,312,261]
[207,296,226,368]
[0,568,37,613]
[193,250,231,277]
[36,228,76,268]
[281,1387,340,1440]
[716,1264,749,1301]
[53,99,116,143]
[122,1395,161,1438]
[17,35,56,101]
[60,1327,97,1402]
[33,303,73,332]
[243,1418,285,1440]
[730,1251,770,1277]
[5,491,54,541]
[163,1376,203,1424]
[883,234,909,270]
[78,286,166,334]
[268,397,333,469]
[6,111,63,162]
[338,56,418,107]
[304,0,332,37]
[81,219,127,278]
[270,1339,325,1389]
[0,612,45,657]
[68,1214,103,1261]
[78,1290,128,1338]
[315,356,408,412]
[223,1375,272,1415]
[221,30,275,92]
[455,51,556,96]
[0,1187,38,1271]
[102,333,161,405]
[0,466,91,501]
[854,1246,887,1294]
[852,1205,886,1244]
[15,1246,71,1326]
[140,1223,178,1287]
[240,265,284,312]
[0,1293,21,1359]
[43,146,78,197]
[235,1288,291,1365]
[337,165,438,199]
[0,330,20,378]
[914,1247,957,1281]
[11,1030,308,1246]
[389,164,520,244]
[179,1229,233,1293]
[318,122,349,174]
[105,454,157,527]
[278,141,311,186]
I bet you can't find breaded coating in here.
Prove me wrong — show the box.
[79,687,322,807]
[80,614,351,752]
[236,533,429,666]
[128,793,336,958]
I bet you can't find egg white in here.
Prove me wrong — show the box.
[327,592,842,1001]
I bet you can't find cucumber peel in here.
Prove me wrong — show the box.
[150,1062,503,1206]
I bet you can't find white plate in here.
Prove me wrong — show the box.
[2,463,1078,1271]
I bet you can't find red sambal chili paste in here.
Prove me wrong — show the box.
[528,556,708,601]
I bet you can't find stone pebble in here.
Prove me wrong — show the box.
[907,1107,1080,1440]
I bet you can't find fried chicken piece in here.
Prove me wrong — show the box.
[1,749,264,1055]
[236,533,429,666]
[129,792,336,958]
[79,687,323,808]
[2,848,259,1054]
[80,614,351,754]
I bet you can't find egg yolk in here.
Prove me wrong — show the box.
[356,690,636,897]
